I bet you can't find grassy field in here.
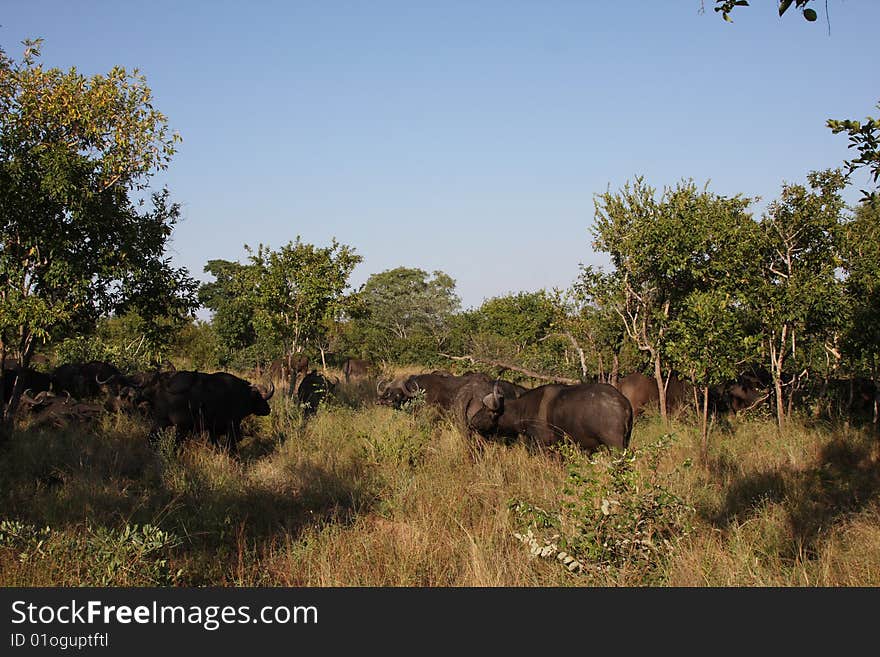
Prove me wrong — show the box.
[1,374,879,587]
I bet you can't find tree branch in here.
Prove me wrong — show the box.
[438,353,581,385]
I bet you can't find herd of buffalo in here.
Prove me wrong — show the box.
[3,355,878,455]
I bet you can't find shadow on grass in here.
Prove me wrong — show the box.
[704,432,880,558]
[0,422,377,583]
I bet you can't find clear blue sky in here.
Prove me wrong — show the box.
[3,1,878,316]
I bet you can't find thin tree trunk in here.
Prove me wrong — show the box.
[653,355,668,424]
[770,327,787,431]
[3,336,35,424]
[562,331,588,380]
[872,362,879,429]
[700,384,710,461]
[610,353,620,389]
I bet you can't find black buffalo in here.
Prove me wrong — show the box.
[296,370,338,417]
[136,370,274,452]
[19,389,104,428]
[52,360,122,398]
[467,382,633,453]
[2,367,53,404]
[709,373,770,415]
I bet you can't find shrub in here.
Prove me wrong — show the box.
[509,434,695,583]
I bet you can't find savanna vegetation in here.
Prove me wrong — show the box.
[2,9,879,587]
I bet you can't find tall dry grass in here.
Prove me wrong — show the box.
[1,377,878,586]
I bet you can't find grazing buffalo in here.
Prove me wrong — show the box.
[376,371,525,412]
[376,372,462,410]
[136,370,274,452]
[52,360,122,398]
[708,373,770,415]
[467,382,633,453]
[19,389,104,428]
[296,370,338,417]
[341,358,374,383]
[617,372,689,418]
[2,367,53,404]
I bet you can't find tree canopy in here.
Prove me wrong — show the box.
[0,39,196,419]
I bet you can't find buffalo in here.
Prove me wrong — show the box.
[376,371,526,413]
[135,370,274,452]
[52,360,123,398]
[19,389,104,428]
[466,382,633,454]
[265,354,309,382]
[341,358,374,383]
[709,373,770,415]
[296,370,338,417]
[2,367,53,404]
[617,372,689,418]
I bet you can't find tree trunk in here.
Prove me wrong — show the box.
[769,328,787,431]
[872,363,879,429]
[610,354,620,389]
[2,337,36,424]
[774,377,785,431]
[814,375,830,418]
[700,384,710,461]
[563,331,588,380]
[320,348,327,371]
[653,355,668,424]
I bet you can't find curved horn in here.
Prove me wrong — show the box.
[95,373,116,386]
[482,382,504,412]
[20,389,40,406]
[403,377,420,397]
[377,379,389,395]
[257,380,275,401]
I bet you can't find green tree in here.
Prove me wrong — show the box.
[754,170,847,429]
[586,177,754,423]
[348,267,459,364]
[199,259,260,367]
[828,101,880,204]
[0,40,195,420]
[568,279,636,386]
[453,290,572,379]
[246,238,362,373]
[839,199,880,423]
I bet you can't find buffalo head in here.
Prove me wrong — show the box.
[376,377,420,408]
[250,380,275,416]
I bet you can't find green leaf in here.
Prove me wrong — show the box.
[778,0,794,16]
[803,8,818,21]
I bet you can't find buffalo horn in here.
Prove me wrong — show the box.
[376,380,389,395]
[95,373,116,386]
[256,380,275,401]
[482,382,503,411]
[402,377,420,397]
